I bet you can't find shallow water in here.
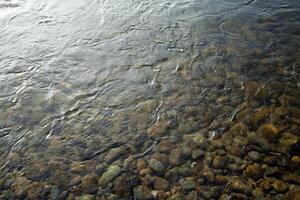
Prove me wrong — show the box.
[0,0,299,199]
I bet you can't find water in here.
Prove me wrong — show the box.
[0,0,299,199]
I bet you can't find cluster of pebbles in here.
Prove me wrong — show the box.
[0,66,299,200]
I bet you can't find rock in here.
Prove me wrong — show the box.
[74,194,94,200]
[70,176,81,186]
[180,178,196,191]
[291,156,300,165]
[148,158,165,174]
[230,179,251,194]
[104,147,126,163]
[250,108,270,127]
[147,119,169,138]
[81,173,98,193]
[139,168,152,176]
[277,132,298,154]
[245,163,263,179]
[169,148,185,166]
[167,193,184,200]
[157,140,176,154]
[153,177,169,191]
[98,165,121,187]
[152,153,169,168]
[272,180,288,193]
[192,149,204,160]
[248,151,261,161]
[193,135,208,149]
[230,123,248,135]
[252,187,264,199]
[137,159,147,171]
[133,185,154,200]
[165,166,193,183]
[11,177,31,197]
[212,155,227,169]
[113,173,140,196]
[258,124,279,142]
[49,186,59,200]
[27,182,44,199]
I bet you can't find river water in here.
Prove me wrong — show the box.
[0,0,299,199]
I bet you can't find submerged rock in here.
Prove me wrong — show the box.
[98,165,121,187]
[258,124,279,142]
[148,158,165,174]
[133,185,154,200]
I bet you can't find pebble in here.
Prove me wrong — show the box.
[169,148,185,166]
[180,178,196,191]
[98,165,121,187]
[153,177,169,191]
[133,185,154,200]
[245,163,263,179]
[148,158,165,174]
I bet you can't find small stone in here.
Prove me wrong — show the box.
[192,149,204,159]
[272,180,288,193]
[258,124,279,142]
[147,120,169,138]
[133,185,154,200]
[49,186,60,200]
[169,148,185,166]
[248,151,261,161]
[180,178,196,191]
[291,156,300,165]
[74,194,94,200]
[70,176,81,186]
[212,155,227,169]
[277,132,298,154]
[245,163,263,179]
[27,182,44,199]
[252,187,264,199]
[104,147,126,163]
[193,135,208,149]
[98,165,121,187]
[137,159,147,171]
[148,158,165,174]
[157,140,176,154]
[139,168,152,176]
[153,177,169,191]
[230,179,251,194]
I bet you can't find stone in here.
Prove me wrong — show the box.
[74,194,94,200]
[272,180,288,193]
[137,159,147,171]
[193,135,208,149]
[49,186,60,200]
[157,140,176,154]
[133,185,154,200]
[180,178,196,191]
[245,163,263,179]
[148,158,165,174]
[11,177,31,197]
[27,182,44,199]
[70,176,81,186]
[139,168,152,176]
[169,148,185,166]
[252,187,264,199]
[291,156,300,165]
[258,124,279,142]
[248,151,261,161]
[147,120,169,138]
[81,173,98,193]
[104,147,126,163]
[98,165,121,187]
[153,177,169,191]
[212,155,227,169]
[277,132,298,154]
[192,149,204,160]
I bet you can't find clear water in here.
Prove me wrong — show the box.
[0,0,299,199]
